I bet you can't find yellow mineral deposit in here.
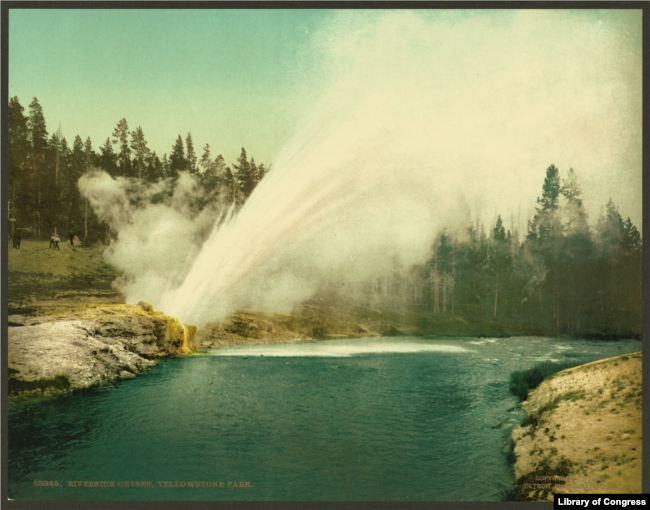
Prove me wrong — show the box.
[137,301,198,355]
[34,301,199,356]
[165,317,199,354]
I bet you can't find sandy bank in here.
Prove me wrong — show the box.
[511,352,642,500]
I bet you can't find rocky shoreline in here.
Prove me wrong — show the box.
[7,300,399,399]
[7,303,373,399]
[8,302,199,398]
[510,352,642,500]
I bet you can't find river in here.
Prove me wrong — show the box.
[8,336,641,501]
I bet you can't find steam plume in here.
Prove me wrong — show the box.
[80,11,640,325]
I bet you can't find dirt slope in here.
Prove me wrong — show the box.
[511,352,642,500]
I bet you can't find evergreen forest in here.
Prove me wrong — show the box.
[7,96,642,338]
[8,96,267,242]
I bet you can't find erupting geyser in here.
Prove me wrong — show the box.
[79,11,640,326]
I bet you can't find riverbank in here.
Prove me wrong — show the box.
[194,304,553,349]
[9,239,632,342]
[510,352,642,500]
[7,298,552,400]
[8,302,198,398]
[8,240,638,401]
[7,276,549,400]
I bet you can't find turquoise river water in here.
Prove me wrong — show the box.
[8,336,641,501]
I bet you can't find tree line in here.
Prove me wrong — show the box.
[8,96,268,241]
[367,165,642,338]
[8,97,642,337]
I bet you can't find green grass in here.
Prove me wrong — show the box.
[556,390,586,403]
[521,400,558,430]
[509,361,582,401]
[623,390,638,402]
[8,368,72,396]
[7,240,120,311]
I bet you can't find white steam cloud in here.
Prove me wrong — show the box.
[79,171,232,304]
[80,10,641,325]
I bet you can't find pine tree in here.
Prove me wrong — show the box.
[437,231,456,315]
[162,154,170,178]
[199,144,223,195]
[8,97,29,231]
[84,137,93,171]
[8,96,29,170]
[51,125,64,188]
[98,137,118,176]
[491,215,510,319]
[561,168,589,238]
[67,135,86,230]
[249,158,258,190]
[594,201,642,336]
[560,168,592,333]
[130,126,150,207]
[25,97,49,235]
[51,137,70,231]
[169,135,186,179]
[223,166,238,205]
[622,218,641,255]
[83,137,93,237]
[233,147,255,198]
[27,97,48,161]
[533,164,563,242]
[619,217,642,335]
[145,151,164,182]
[597,200,625,258]
[257,163,267,182]
[199,143,213,175]
[130,126,150,181]
[185,133,197,175]
[44,131,62,225]
[111,118,131,177]
[160,153,171,205]
[528,165,564,330]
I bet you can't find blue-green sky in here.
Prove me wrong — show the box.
[9,9,642,228]
[9,9,331,165]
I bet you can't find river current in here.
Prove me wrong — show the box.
[8,336,641,501]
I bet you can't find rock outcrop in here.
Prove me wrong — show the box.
[8,302,198,397]
[195,309,373,348]
[510,352,642,500]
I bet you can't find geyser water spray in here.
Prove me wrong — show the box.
[80,11,640,325]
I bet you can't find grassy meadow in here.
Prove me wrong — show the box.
[7,239,121,314]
